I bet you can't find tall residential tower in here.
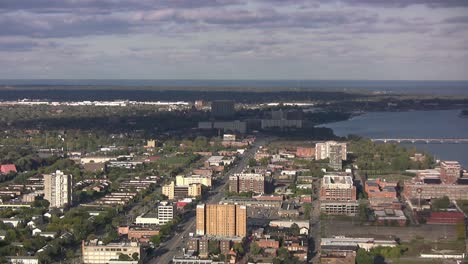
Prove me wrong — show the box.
[44,170,72,208]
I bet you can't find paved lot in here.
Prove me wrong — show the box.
[322,220,457,242]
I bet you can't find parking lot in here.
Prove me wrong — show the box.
[322,220,457,242]
[248,206,279,219]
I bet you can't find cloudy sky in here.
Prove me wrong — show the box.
[0,0,467,80]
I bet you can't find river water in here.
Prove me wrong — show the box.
[320,109,468,167]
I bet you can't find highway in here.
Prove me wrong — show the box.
[149,135,268,264]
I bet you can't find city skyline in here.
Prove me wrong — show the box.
[0,0,467,80]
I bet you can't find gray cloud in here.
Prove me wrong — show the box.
[0,8,381,38]
[0,39,58,51]
[255,0,468,8]
[443,16,468,24]
[0,13,137,38]
[329,0,468,8]
[0,0,243,13]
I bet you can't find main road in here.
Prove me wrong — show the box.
[149,135,269,264]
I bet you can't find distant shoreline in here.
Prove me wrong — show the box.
[1,79,468,96]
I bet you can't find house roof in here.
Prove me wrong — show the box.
[1,164,17,174]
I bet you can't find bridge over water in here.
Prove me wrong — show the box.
[371,138,468,144]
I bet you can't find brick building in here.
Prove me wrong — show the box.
[440,161,461,184]
[196,204,247,238]
[296,147,314,158]
[365,179,397,199]
[320,175,356,201]
[229,173,265,193]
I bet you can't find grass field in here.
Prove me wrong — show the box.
[401,238,465,257]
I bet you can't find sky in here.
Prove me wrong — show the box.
[0,0,467,80]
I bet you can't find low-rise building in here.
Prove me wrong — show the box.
[365,179,397,199]
[176,175,212,188]
[427,212,465,225]
[162,181,202,200]
[321,236,397,252]
[374,209,407,226]
[320,201,359,216]
[6,256,39,264]
[118,226,160,243]
[296,147,314,159]
[81,240,142,264]
[257,238,280,249]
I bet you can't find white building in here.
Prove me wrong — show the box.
[134,202,175,226]
[6,256,39,264]
[44,170,72,208]
[81,240,141,264]
[157,202,175,224]
[0,218,23,228]
[321,236,397,251]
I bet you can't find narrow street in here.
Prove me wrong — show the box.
[148,136,268,263]
[309,178,321,264]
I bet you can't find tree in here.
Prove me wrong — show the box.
[289,223,300,236]
[233,243,244,255]
[456,220,466,240]
[208,240,220,255]
[132,252,139,261]
[356,248,373,264]
[118,254,132,261]
[432,196,450,211]
[277,247,289,259]
[359,202,368,222]
[303,204,312,220]
[260,157,270,166]
[65,249,75,260]
[250,242,262,255]
[150,235,161,246]
[248,158,257,167]
[273,258,282,264]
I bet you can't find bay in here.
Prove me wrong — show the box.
[320,110,468,167]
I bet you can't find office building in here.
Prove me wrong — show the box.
[211,100,235,119]
[44,170,72,208]
[81,240,141,264]
[162,181,202,200]
[315,141,347,161]
[440,161,461,184]
[196,204,247,238]
[157,202,175,224]
[176,175,212,188]
[229,173,265,193]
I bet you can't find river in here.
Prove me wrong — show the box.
[320,109,468,167]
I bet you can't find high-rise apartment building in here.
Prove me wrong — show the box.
[44,170,72,208]
[229,173,265,193]
[315,141,347,161]
[329,145,343,170]
[196,204,247,238]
